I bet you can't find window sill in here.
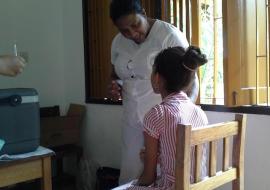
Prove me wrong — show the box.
[86,97,122,105]
[86,98,270,115]
[201,104,270,115]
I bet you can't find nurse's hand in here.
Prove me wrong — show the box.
[0,55,26,77]
[108,80,122,101]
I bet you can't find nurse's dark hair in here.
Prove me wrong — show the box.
[153,46,207,93]
[110,0,144,23]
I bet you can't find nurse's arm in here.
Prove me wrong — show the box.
[108,65,122,101]
[111,65,120,80]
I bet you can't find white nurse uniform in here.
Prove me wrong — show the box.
[111,19,189,184]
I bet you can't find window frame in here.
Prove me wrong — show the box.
[82,0,270,115]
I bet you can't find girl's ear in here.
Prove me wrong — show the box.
[151,72,160,93]
[152,73,163,94]
[154,72,160,84]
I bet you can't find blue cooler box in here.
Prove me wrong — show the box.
[0,88,40,155]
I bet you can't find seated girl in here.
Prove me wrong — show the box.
[114,46,208,190]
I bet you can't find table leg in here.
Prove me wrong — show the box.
[41,156,52,190]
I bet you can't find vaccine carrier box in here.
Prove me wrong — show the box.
[0,88,40,155]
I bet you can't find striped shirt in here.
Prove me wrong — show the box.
[127,91,208,190]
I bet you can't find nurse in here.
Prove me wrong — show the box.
[108,0,198,184]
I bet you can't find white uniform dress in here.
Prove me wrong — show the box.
[111,19,189,184]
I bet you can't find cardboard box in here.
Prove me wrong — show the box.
[40,104,86,148]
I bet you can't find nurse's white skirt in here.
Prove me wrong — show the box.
[118,121,144,185]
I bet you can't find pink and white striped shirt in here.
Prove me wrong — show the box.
[127,91,208,190]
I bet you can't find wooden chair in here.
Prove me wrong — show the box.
[175,114,247,190]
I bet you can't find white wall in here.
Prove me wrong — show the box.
[83,104,123,169]
[0,0,85,177]
[0,0,85,113]
[62,0,85,108]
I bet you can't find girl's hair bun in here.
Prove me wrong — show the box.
[183,46,208,70]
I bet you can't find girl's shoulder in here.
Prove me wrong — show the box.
[145,103,165,120]
[192,105,209,125]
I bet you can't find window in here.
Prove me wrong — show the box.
[83,0,270,109]
[83,0,117,100]
[199,0,224,105]
[161,0,224,105]
[223,0,270,106]
[161,0,270,107]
